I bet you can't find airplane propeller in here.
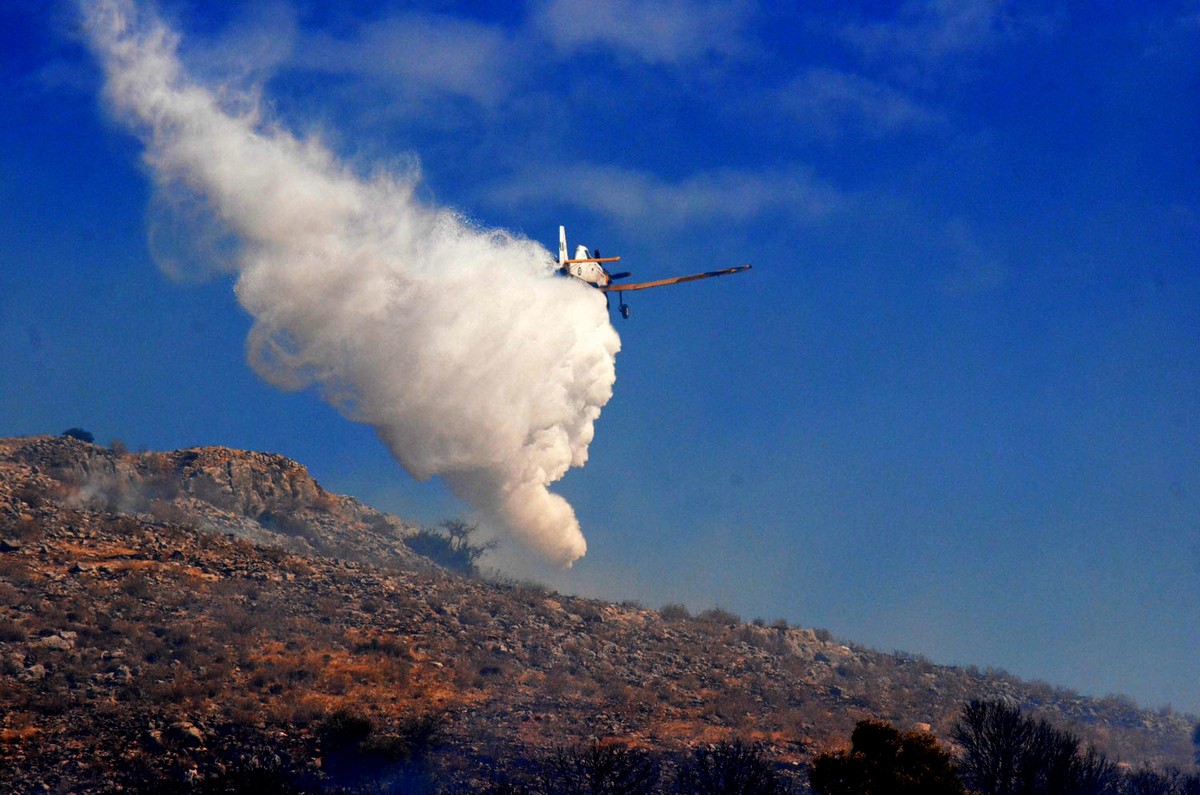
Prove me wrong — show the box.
[558,225,749,321]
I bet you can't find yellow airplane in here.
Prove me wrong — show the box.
[557,226,751,319]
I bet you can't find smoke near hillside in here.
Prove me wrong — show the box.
[81,0,619,566]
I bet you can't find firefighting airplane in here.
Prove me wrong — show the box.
[557,226,751,319]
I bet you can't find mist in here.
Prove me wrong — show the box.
[81,0,620,566]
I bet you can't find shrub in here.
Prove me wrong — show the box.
[678,739,792,795]
[485,778,535,795]
[316,709,442,792]
[659,603,691,621]
[1115,768,1200,795]
[310,488,339,513]
[316,709,375,784]
[403,520,496,575]
[257,506,315,541]
[0,618,25,642]
[543,741,660,795]
[125,758,323,794]
[148,499,191,526]
[574,602,604,623]
[12,485,42,508]
[61,428,94,443]
[119,572,155,600]
[810,720,964,795]
[13,514,42,541]
[317,708,373,750]
[952,699,1121,795]
[698,607,741,626]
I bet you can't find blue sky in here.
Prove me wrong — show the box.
[3,1,1199,713]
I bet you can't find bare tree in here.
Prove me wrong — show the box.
[542,741,660,795]
[952,700,1120,795]
[678,739,792,795]
[403,519,497,575]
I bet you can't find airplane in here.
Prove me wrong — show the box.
[557,226,751,319]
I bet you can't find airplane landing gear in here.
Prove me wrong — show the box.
[618,294,630,319]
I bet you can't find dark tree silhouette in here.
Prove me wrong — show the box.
[61,427,94,443]
[952,699,1120,795]
[809,719,964,795]
[1183,772,1200,795]
[1124,768,1200,795]
[677,739,792,795]
[403,519,497,575]
[542,741,660,795]
[314,708,441,793]
[1125,769,1176,795]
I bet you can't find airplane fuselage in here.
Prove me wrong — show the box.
[555,225,750,320]
[562,245,612,287]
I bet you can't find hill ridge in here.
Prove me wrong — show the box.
[0,435,1193,792]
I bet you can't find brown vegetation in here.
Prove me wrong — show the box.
[0,435,1195,793]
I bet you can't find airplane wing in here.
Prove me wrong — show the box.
[598,265,751,293]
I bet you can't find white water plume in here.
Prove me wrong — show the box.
[82,0,619,566]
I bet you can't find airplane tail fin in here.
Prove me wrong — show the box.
[559,226,567,268]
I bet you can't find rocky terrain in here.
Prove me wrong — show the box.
[0,435,1194,793]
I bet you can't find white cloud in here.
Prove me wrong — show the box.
[83,0,618,566]
[533,0,755,64]
[840,0,1059,65]
[781,67,944,138]
[843,0,1008,61]
[484,162,844,228]
[178,1,298,85]
[293,12,518,107]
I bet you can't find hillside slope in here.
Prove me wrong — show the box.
[0,435,1193,792]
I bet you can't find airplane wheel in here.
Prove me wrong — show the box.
[620,305,630,319]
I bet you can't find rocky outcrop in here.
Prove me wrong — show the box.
[0,435,430,570]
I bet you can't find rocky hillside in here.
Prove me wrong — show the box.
[0,435,1194,793]
[3,435,430,569]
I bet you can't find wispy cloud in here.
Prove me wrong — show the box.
[781,67,945,138]
[934,218,1009,296]
[533,0,755,64]
[839,0,1059,66]
[842,0,1009,61]
[293,12,519,107]
[177,1,298,85]
[483,163,844,228]
[278,0,760,113]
